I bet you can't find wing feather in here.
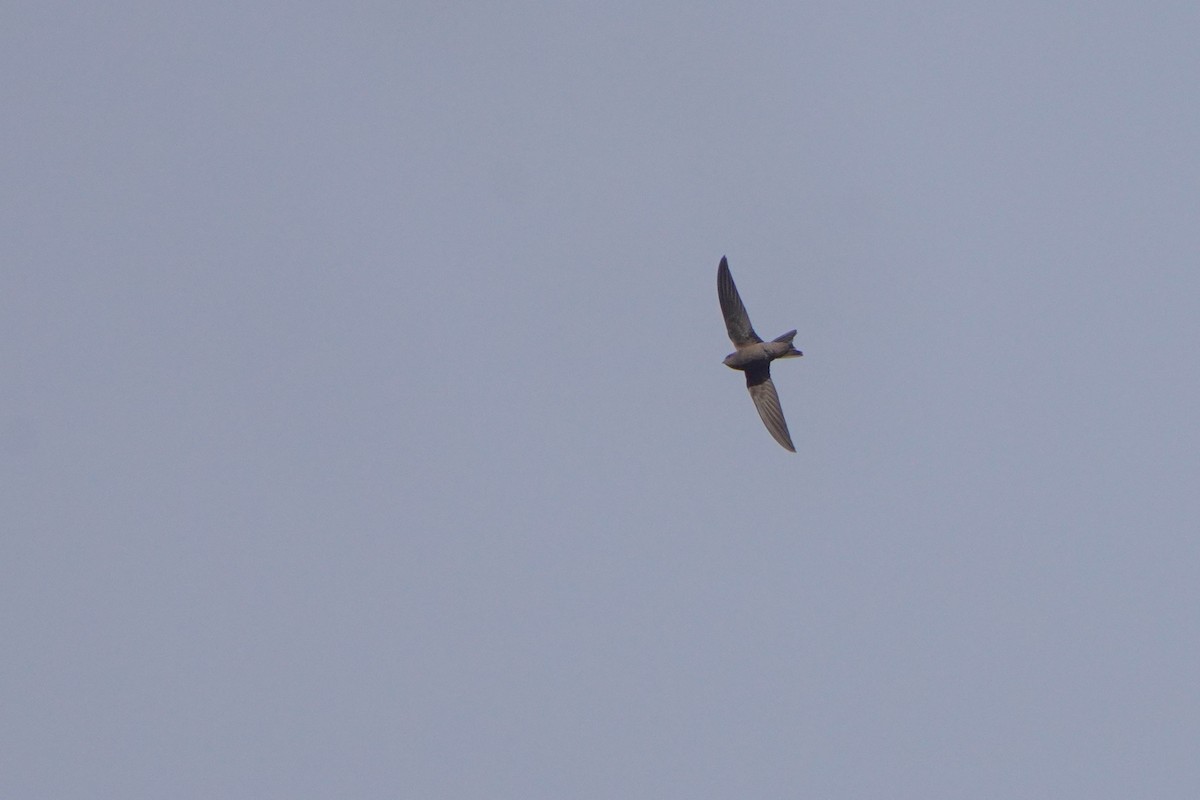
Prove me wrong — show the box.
[718,257,762,346]
[745,365,795,452]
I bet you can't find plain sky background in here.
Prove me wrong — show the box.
[4,2,1199,798]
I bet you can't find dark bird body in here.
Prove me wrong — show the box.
[718,256,803,452]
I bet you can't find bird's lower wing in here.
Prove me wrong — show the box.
[746,367,795,452]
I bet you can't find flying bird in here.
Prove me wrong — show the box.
[718,256,803,452]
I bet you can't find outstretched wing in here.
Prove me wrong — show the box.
[745,364,795,452]
[718,257,762,347]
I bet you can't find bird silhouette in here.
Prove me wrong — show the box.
[718,256,803,452]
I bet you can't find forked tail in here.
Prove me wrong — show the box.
[772,329,803,358]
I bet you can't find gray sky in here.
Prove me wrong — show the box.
[5,3,1199,797]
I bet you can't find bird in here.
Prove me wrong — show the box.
[717,256,803,452]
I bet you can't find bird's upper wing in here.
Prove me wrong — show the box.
[745,364,795,452]
[718,257,762,346]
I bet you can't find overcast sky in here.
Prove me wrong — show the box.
[5,3,1200,798]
